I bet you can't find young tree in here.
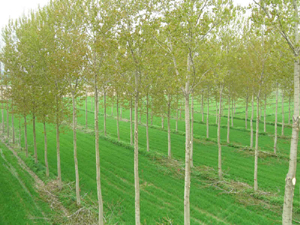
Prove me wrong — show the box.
[254,0,300,223]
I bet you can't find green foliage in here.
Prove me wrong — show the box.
[0,0,298,224]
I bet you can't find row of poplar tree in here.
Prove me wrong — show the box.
[0,0,299,224]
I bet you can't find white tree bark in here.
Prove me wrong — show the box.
[56,121,62,189]
[151,112,153,126]
[245,94,249,129]
[43,121,49,177]
[215,99,218,125]
[183,53,191,225]
[227,97,230,144]
[55,97,62,189]
[231,98,234,127]
[24,116,28,157]
[12,114,15,144]
[282,2,300,222]
[139,111,142,124]
[218,85,223,180]
[250,94,254,148]
[2,99,4,133]
[95,76,104,225]
[180,105,182,120]
[184,90,191,225]
[72,92,80,206]
[18,119,21,148]
[120,106,122,120]
[6,102,9,141]
[234,99,236,115]
[254,95,260,192]
[288,96,291,125]
[85,88,88,129]
[146,94,149,152]
[264,94,267,133]
[134,70,140,225]
[91,95,93,112]
[282,65,299,223]
[190,94,194,167]
[103,88,107,136]
[282,91,285,136]
[130,98,133,146]
[201,92,204,122]
[116,93,120,141]
[33,113,37,164]
[207,87,209,139]
[274,83,278,154]
[168,95,171,159]
[111,99,113,117]
[176,108,178,132]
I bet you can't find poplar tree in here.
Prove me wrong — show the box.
[254,1,300,223]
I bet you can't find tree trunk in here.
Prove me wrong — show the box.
[184,91,191,225]
[56,120,62,189]
[201,92,204,122]
[55,96,62,189]
[85,88,88,129]
[264,94,267,132]
[190,95,194,167]
[176,98,179,132]
[33,114,37,164]
[234,99,236,115]
[282,92,285,136]
[2,101,4,134]
[250,94,254,148]
[19,119,21,148]
[245,94,249,129]
[151,113,153,126]
[180,106,182,120]
[24,116,28,157]
[95,76,104,225]
[215,99,218,125]
[43,121,49,177]
[254,94,260,192]
[207,87,209,139]
[176,109,178,132]
[72,92,80,206]
[117,93,120,141]
[288,96,291,125]
[103,88,107,136]
[227,97,230,144]
[12,114,15,144]
[120,106,122,120]
[139,111,142,124]
[183,53,191,225]
[161,116,164,129]
[146,94,149,152]
[130,98,133,146]
[274,83,278,154]
[282,8,299,220]
[7,103,9,141]
[218,85,223,180]
[168,95,171,159]
[134,70,140,225]
[231,98,234,127]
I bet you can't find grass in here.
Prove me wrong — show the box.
[0,141,52,225]
[0,94,299,224]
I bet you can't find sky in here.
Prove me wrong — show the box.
[0,0,49,34]
[0,0,253,45]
